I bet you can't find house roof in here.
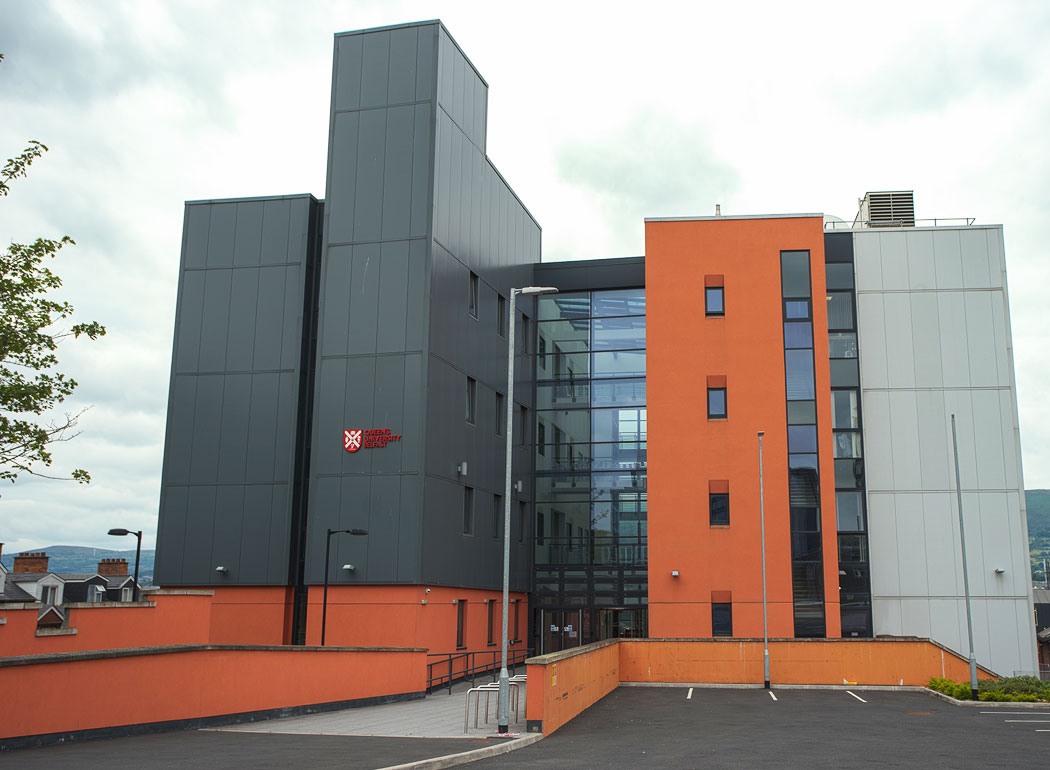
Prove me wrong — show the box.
[54,573,105,583]
[104,575,133,588]
[0,581,34,602]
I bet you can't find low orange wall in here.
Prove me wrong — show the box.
[0,645,425,743]
[525,638,994,734]
[526,640,619,735]
[619,639,995,686]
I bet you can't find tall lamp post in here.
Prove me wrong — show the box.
[757,431,770,689]
[498,285,558,735]
[321,527,368,646]
[107,528,142,602]
[950,414,979,700]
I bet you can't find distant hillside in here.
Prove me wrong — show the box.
[1,545,155,585]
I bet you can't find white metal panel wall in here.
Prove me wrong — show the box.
[854,226,1037,676]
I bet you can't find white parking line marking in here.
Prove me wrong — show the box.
[687,688,693,700]
[1005,720,1050,723]
[980,711,1050,715]
[769,691,777,701]
[846,691,867,703]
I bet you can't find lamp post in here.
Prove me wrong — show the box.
[321,528,368,646]
[107,528,142,602]
[950,414,979,700]
[498,285,558,735]
[757,431,770,689]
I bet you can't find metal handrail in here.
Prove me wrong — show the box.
[426,647,533,694]
[824,217,976,230]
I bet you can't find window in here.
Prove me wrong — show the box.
[707,388,727,419]
[90,585,105,603]
[519,500,526,542]
[43,585,57,605]
[709,493,730,526]
[468,271,479,318]
[712,602,733,636]
[463,487,474,535]
[522,315,530,353]
[497,294,506,337]
[466,377,476,424]
[456,600,466,649]
[487,600,496,645]
[121,586,133,602]
[512,598,520,642]
[495,392,506,436]
[537,422,545,454]
[493,494,503,539]
[705,286,724,316]
[537,511,545,546]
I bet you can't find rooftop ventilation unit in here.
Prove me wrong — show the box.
[854,191,915,228]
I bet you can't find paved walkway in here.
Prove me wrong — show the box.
[211,679,528,739]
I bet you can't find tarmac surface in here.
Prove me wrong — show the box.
[470,686,1050,770]
[5,685,1049,769]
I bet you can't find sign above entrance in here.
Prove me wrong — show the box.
[344,428,401,453]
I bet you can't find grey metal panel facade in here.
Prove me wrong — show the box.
[155,195,320,586]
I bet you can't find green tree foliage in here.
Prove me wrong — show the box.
[1,54,106,484]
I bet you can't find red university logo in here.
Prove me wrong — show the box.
[344,429,363,453]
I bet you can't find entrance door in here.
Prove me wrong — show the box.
[598,608,648,640]
[540,610,583,654]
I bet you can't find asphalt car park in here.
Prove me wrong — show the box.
[471,687,1050,770]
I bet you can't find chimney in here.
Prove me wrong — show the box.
[98,558,129,576]
[13,552,49,573]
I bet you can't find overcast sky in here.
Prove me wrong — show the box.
[1,0,1049,553]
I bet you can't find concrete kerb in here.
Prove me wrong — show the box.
[620,682,925,691]
[922,687,1050,708]
[375,733,542,770]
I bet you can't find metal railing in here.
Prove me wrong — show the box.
[825,217,976,230]
[426,647,533,694]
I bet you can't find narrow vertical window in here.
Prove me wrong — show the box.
[456,600,466,649]
[712,602,733,636]
[463,487,474,535]
[707,388,727,419]
[497,294,506,337]
[512,598,520,641]
[519,500,526,543]
[522,314,530,354]
[495,392,506,436]
[705,275,725,316]
[468,271,479,318]
[466,377,476,424]
[493,494,503,539]
[709,492,730,526]
[537,511,545,546]
[487,600,495,645]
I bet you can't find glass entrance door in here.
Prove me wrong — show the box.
[540,610,583,654]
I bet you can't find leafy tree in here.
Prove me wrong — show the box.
[1,53,106,484]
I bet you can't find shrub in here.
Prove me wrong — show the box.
[932,675,1050,702]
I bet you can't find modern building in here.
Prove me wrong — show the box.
[154,20,1038,677]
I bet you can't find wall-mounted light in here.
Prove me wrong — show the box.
[457,461,468,476]
[215,566,229,574]
[671,570,680,578]
[994,568,1006,574]
[342,563,355,572]
[514,480,523,493]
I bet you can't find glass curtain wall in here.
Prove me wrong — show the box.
[532,289,647,651]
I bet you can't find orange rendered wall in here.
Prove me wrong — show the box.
[0,646,425,741]
[618,639,993,686]
[645,216,841,639]
[526,640,619,735]
[207,586,293,645]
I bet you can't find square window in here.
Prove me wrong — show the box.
[495,392,506,436]
[497,294,506,337]
[707,388,727,419]
[468,272,479,318]
[463,487,474,535]
[709,493,730,526]
[712,602,733,636]
[466,377,476,424]
[705,287,724,316]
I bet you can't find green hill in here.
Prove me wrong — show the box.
[1,545,155,585]
[1030,490,1050,586]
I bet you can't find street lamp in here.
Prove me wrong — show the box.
[950,414,979,700]
[498,285,558,735]
[321,527,368,646]
[107,528,142,602]
[757,432,770,689]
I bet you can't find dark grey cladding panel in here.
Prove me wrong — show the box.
[333,23,437,111]
[420,475,531,591]
[156,195,318,586]
[436,27,487,153]
[824,232,855,263]
[535,257,646,292]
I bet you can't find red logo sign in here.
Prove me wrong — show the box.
[344,428,401,452]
